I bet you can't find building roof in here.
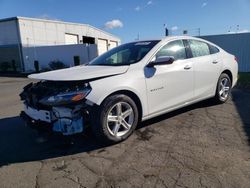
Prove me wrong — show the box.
[0,17,18,22]
[0,16,120,41]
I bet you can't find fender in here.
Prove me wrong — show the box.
[86,73,149,116]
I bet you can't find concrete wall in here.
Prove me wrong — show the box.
[0,20,19,45]
[18,17,121,47]
[0,45,22,71]
[200,33,250,72]
[22,44,97,71]
[0,20,23,71]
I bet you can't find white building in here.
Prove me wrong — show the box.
[0,16,121,72]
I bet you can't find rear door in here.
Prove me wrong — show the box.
[187,40,222,99]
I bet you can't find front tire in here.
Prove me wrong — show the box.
[91,94,139,143]
[214,73,232,103]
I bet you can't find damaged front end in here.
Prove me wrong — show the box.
[20,80,93,135]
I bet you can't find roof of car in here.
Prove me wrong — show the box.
[134,35,201,43]
[162,35,200,41]
[132,36,222,51]
[126,36,221,50]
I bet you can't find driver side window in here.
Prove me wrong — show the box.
[155,40,187,60]
[108,49,131,64]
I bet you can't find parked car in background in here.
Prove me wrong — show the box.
[20,36,238,143]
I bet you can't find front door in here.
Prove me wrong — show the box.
[145,40,194,115]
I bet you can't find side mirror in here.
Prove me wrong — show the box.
[147,56,175,67]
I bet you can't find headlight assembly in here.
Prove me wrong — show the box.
[39,87,91,106]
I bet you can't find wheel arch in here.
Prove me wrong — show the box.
[101,90,143,121]
[221,69,233,83]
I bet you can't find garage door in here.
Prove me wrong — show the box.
[98,39,108,55]
[109,41,118,50]
[65,34,78,44]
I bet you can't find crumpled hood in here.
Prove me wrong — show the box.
[28,65,129,81]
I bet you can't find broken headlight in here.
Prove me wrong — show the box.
[39,87,91,106]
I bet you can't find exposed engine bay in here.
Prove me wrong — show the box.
[20,80,93,135]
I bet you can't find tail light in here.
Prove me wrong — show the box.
[234,56,238,63]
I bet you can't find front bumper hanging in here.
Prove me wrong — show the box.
[21,104,88,135]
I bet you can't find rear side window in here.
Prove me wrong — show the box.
[188,40,210,57]
[156,40,187,60]
[209,44,220,54]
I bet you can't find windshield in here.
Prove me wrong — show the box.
[88,40,160,66]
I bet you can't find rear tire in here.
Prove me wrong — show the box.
[91,94,139,143]
[214,73,232,103]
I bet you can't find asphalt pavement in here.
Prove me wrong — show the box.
[0,77,250,188]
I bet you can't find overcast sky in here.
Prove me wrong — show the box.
[0,0,250,42]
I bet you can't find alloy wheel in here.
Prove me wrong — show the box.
[219,77,231,101]
[106,102,134,137]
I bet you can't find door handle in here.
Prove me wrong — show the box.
[184,65,192,70]
[212,61,218,64]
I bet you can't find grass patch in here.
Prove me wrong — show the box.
[237,72,250,88]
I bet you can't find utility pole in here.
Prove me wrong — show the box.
[135,33,140,41]
[164,24,169,36]
[236,25,240,33]
[198,28,201,36]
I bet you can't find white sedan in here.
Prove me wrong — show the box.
[20,36,238,143]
